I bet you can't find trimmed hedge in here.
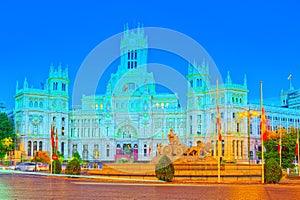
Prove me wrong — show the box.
[155,155,175,182]
[264,157,282,183]
[50,160,62,174]
[65,158,81,175]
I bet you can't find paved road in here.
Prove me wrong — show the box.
[1,173,300,200]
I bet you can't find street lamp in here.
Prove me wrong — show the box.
[238,106,259,164]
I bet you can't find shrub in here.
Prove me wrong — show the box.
[264,157,282,183]
[116,158,128,163]
[65,158,81,175]
[50,160,62,174]
[155,155,175,182]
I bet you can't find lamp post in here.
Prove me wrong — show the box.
[238,106,259,164]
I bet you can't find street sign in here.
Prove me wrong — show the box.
[52,154,58,160]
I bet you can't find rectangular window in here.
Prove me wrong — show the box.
[197,115,201,122]
[197,125,201,134]
[237,123,240,132]
[61,142,65,156]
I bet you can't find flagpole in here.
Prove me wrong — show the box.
[216,78,221,183]
[279,126,282,167]
[297,120,299,176]
[50,125,53,175]
[260,81,264,184]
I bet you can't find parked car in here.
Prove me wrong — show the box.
[15,162,40,171]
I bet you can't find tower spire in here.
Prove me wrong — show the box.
[226,71,232,84]
[244,74,247,87]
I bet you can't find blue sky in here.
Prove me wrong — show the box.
[0,0,299,109]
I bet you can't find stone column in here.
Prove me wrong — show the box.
[237,140,241,159]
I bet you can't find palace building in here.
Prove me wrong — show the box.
[14,25,300,163]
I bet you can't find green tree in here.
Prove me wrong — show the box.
[281,127,297,169]
[72,151,83,164]
[0,113,15,160]
[257,126,298,170]
[65,158,81,175]
[51,159,62,174]
[155,155,175,182]
[265,157,282,183]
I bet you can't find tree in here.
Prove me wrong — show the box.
[31,151,50,164]
[72,152,83,164]
[265,157,282,183]
[257,126,298,170]
[51,159,62,174]
[0,113,15,160]
[65,158,81,175]
[281,127,297,169]
[155,155,175,182]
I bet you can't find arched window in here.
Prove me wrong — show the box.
[250,151,253,160]
[33,141,37,152]
[190,80,193,88]
[39,102,43,108]
[143,144,147,156]
[106,145,110,157]
[72,144,77,155]
[196,79,200,87]
[27,141,32,156]
[83,144,88,160]
[39,141,43,151]
[29,101,33,107]
[94,144,99,159]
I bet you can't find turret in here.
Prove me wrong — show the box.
[119,23,148,74]
[47,64,69,96]
[226,71,232,85]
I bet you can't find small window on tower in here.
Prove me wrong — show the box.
[128,62,130,69]
[62,83,66,91]
[128,51,130,60]
[134,61,137,68]
[134,50,137,59]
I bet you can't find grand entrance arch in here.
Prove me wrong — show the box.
[117,124,137,139]
[115,124,139,161]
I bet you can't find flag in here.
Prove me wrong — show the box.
[123,84,128,92]
[288,74,292,80]
[260,107,269,142]
[296,143,298,156]
[278,144,281,155]
[56,129,59,151]
[148,142,152,157]
[217,106,222,141]
[51,125,55,148]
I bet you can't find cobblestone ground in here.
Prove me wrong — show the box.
[1,173,300,200]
